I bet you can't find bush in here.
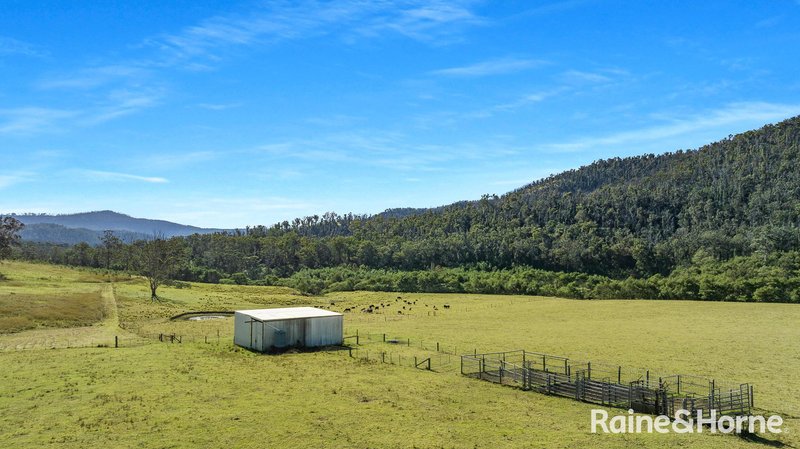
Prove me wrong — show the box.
[753,285,783,302]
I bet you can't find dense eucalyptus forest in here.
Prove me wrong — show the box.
[10,116,800,302]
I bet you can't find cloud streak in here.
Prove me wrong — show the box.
[432,57,547,77]
[0,172,34,189]
[0,36,46,58]
[38,65,150,90]
[254,130,522,172]
[541,102,800,153]
[0,89,162,135]
[79,170,169,184]
[146,1,482,66]
[0,107,77,135]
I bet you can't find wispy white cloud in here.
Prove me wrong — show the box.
[509,0,595,19]
[146,1,482,66]
[353,1,483,44]
[10,1,480,138]
[432,57,547,77]
[0,36,47,58]
[0,172,34,189]
[541,102,800,153]
[469,87,568,118]
[254,130,522,172]
[196,102,242,111]
[38,65,150,90]
[305,114,365,127]
[144,151,218,169]
[0,107,77,134]
[417,66,625,123]
[80,89,162,125]
[79,170,169,184]
[560,69,612,84]
[755,15,783,28]
[0,89,162,134]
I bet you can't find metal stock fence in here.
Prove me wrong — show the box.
[462,350,753,417]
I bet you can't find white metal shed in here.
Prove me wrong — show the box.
[233,307,343,351]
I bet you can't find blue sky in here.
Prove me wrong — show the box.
[2,1,800,228]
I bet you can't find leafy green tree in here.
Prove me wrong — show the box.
[100,230,122,270]
[136,237,187,301]
[0,216,24,261]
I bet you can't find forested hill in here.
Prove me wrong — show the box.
[13,116,800,302]
[244,115,800,277]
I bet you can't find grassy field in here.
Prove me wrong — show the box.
[1,261,798,448]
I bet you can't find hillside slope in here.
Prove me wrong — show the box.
[10,210,226,241]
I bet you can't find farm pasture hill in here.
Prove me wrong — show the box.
[0,262,798,448]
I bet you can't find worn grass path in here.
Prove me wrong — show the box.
[0,283,140,351]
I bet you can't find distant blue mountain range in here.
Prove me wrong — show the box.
[7,210,227,245]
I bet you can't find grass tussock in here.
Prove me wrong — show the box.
[0,292,107,333]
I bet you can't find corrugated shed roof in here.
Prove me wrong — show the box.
[236,307,342,321]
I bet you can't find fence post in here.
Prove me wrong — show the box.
[382,352,385,363]
[618,366,622,384]
[205,336,208,344]
[427,358,431,370]
[349,347,353,357]
[115,336,118,348]
[587,362,591,379]
[437,342,440,352]
[564,359,568,375]
[383,333,386,342]
[542,355,546,372]
[522,364,528,390]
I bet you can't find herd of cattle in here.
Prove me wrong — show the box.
[325,296,451,315]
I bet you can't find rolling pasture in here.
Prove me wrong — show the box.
[1,261,798,448]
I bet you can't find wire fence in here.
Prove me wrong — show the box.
[343,331,473,356]
[348,347,456,372]
[0,329,231,351]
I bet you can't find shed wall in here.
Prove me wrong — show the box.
[305,315,343,346]
[234,312,343,351]
[233,312,252,348]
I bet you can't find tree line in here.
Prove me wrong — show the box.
[7,116,800,302]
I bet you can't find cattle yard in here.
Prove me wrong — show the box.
[461,349,753,417]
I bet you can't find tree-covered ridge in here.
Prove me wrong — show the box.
[249,115,800,277]
[11,116,800,302]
